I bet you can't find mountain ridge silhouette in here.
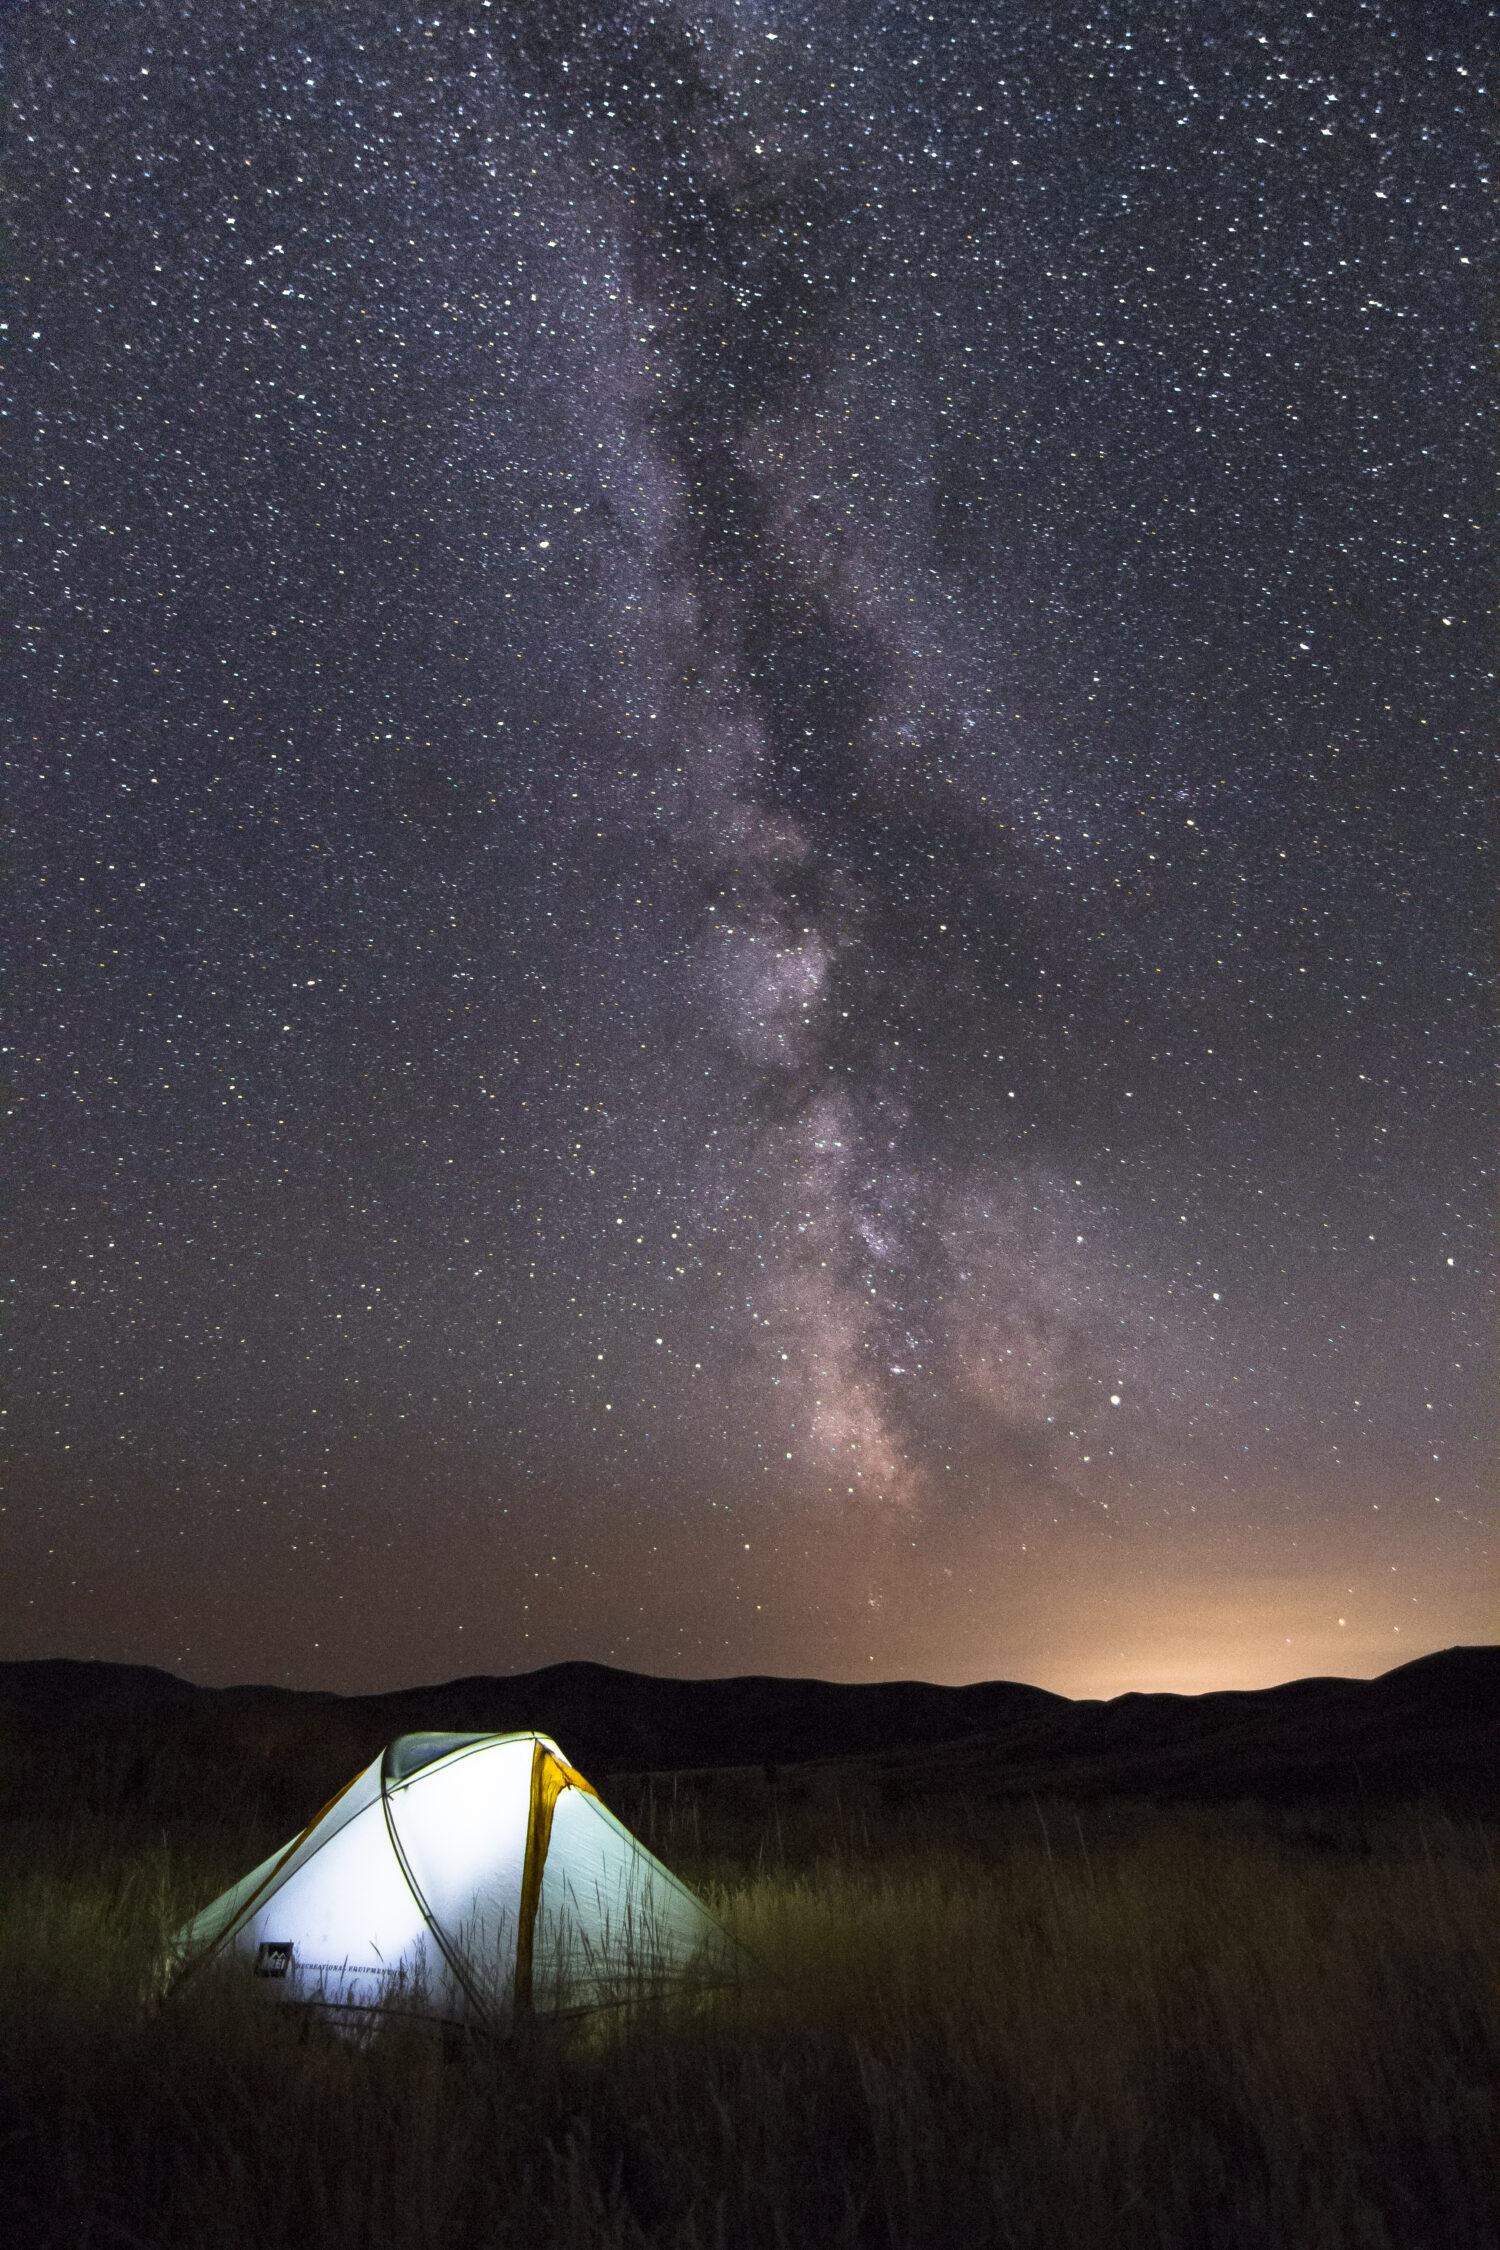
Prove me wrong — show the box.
[0,1645,1493,1821]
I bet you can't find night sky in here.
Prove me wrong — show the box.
[9,1,1492,1698]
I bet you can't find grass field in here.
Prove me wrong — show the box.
[0,1791,1494,2249]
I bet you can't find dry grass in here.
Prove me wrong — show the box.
[0,1797,1494,2248]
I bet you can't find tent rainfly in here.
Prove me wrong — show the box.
[169,1731,741,2027]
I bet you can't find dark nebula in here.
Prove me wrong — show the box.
[7,1,1491,1693]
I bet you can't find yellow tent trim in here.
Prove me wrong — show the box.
[513,1740,598,2011]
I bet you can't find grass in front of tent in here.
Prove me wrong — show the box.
[0,1797,1494,2249]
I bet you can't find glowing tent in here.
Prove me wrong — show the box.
[170,1731,740,2028]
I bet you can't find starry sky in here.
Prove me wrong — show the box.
[8,0,1492,1698]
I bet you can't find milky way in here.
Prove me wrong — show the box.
[8,2,1491,1693]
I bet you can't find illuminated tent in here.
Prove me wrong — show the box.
[169,1731,740,2027]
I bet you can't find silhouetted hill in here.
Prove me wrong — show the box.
[808,1644,1500,1815]
[0,1647,1493,1827]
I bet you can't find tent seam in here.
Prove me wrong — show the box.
[379,1738,504,2026]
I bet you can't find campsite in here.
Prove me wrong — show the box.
[10,0,1491,2238]
[0,1649,1495,2248]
